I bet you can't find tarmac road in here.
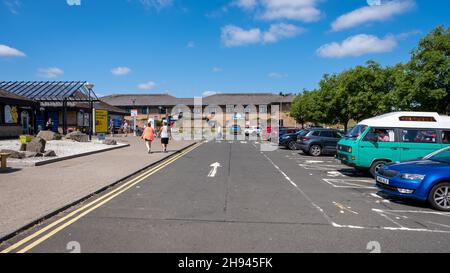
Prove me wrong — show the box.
[1,140,450,253]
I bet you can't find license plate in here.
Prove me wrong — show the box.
[376,176,390,185]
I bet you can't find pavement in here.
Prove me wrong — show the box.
[1,139,450,253]
[0,136,196,240]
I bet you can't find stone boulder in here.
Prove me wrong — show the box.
[43,150,57,157]
[19,143,27,151]
[66,131,89,143]
[102,139,117,145]
[0,149,26,159]
[37,131,57,141]
[24,152,43,158]
[26,137,46,153]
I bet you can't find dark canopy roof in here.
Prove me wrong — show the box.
[0,81,99,102]
[0,88,38,106]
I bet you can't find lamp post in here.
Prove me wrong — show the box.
[85,82,95,141]
[132,98,137,136]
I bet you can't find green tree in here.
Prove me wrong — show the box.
[290,90,325,128]
[393,26,450,113]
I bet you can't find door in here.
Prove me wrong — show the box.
[358,127,400,168]
[319,130,338,153]
[47,111,59,132]
[21,111,30,134]
[399,129,441,161]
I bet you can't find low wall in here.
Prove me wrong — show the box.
[0,125,22,138]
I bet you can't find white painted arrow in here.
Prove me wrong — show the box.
[208,162,221,177]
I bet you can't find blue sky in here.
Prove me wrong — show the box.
[0,0,449,98]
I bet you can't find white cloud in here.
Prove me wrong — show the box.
[139,0,173,10]
[111,66,131,76]
[221,25,262,47]
[66,0,81,6]
[4,0,21,14]
[317,34,397,58]
[138,81,158,90]
[187,41,195,48]
[268,72,288,78]
[212,67,223,73]
[221,23,303,47]
[0,44,26,57]
[263,23,305,43]
[37,67,64,78]
[231,0,322,22]
[233,0,257,10]
[331,0,415,32]
[202,91,221,97]
[259,0,322,22]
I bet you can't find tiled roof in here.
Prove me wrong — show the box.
[101,93,295,107]
[100,94,178,106]
[0,88,36,103]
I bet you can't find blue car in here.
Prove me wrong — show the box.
[376,146,450,211]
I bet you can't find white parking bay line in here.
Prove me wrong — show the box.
[323,178,377,189]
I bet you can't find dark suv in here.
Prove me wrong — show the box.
[296,129,343,156]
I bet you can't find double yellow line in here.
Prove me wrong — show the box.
[1,142,202,254]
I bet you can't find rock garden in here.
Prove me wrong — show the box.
[0,131,124,166]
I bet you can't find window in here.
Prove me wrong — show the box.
[427,148,450,164]
[402,129,437,143]
[442,131,450,144]
[332,131,343,138]
[259,105,267,114]
[309,131,321,137]
[363,128,395,142]
[319,131,334,138]
[399,116,436,122]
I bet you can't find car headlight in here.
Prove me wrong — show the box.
[400,174,425,181]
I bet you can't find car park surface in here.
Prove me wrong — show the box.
[3,139,450,253]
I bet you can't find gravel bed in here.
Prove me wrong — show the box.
[0,139,125,163]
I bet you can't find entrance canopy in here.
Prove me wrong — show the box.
[0,81,99,102]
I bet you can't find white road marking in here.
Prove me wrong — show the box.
[207,162,221,177]
[332,201,359,215]
[240,141,247,144]
[305,160,324,163]
[323,178,377,189]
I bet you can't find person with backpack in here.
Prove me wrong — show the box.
[141,122,155,154]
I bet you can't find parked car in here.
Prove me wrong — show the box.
[375,146,450,211]
[337,112,450,177]
[267,127,301,141]
[279,130,306,150]
[244,126,261,137]
[230,124,242,135]
[297,129,343,156]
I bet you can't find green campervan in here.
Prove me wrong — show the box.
[337,112,450,177]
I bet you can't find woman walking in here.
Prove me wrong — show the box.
[159,121,171,153]
[141,122,155,154]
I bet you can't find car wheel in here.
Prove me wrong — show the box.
[309,145,322,156]
[288,141,297,150]
[428,183,450,212]
[369,160,387,178]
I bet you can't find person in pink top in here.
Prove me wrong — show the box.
[141,122,155,154]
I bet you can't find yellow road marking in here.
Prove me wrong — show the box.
[1,142,201,253]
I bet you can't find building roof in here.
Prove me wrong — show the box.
[100,94,178,106]
[101,93,295,107]
[0,81,99,102]
[0,88,38,105]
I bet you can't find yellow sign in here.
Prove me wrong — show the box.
[95,109,108,133]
